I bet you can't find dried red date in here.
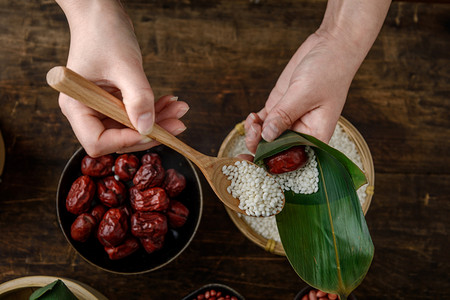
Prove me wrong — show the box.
[114,154,140,181]
[167,200,189,228]
[153,163,165,185]
[264,145,308,174]
[129,186,169,212]
[97,208,129,247]
[133,163,165,191]
[81,154,114,177]
[71,213,97,242]
[163,169,186,197]
[141,152,162,167]
[130,211,168,238]
[90,204,107,223]
[104,237,140,260]
[194,289,238,300]
[66,175,96,215]
[120,205,132,218]
[97,176,127,207]
[67,150,193,260]
[140,235,165,254]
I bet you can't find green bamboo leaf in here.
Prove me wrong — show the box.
[254,130,373,298]
[254,130,367,189]
[276,148,374,299]
[29,279,78,300]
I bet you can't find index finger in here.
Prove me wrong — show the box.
[60,94,148,157]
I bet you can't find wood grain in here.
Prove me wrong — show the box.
[0,0,449,299]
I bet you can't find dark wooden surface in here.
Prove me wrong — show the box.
[1,1,449,299]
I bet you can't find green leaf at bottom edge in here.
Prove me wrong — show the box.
[276,148,374,299]
[29,279,78,300]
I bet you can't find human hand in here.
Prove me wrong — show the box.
[245,0,391,154]
[56,0,188,156]
[244,32,355,153]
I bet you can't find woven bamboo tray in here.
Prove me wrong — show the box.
[217,116,375,256]
[0,276,108,300]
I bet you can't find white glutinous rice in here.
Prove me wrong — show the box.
[222,161,284,217]
[272,146,319,194]
[226,135,319,194]
[225,123,368,242]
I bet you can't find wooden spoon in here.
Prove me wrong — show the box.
[46,66,284,216]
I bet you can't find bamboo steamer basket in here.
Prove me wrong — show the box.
[217,116,375,256]
[0,276,108,300]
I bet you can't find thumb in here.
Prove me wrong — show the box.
[117,69,155,135]
[261,87,312,142]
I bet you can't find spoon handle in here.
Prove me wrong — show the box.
[46,66,208,166]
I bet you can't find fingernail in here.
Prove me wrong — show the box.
[246,124,257,140]
[170,96,178,101]
[261,122,279,142]
[173,126,187,135]
[248,113,256,121]
[176,106,190,119]
[138,136,153,145]
[137,112,154,135]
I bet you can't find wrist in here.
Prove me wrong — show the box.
[317,0,391,62]
[56,0,126,31]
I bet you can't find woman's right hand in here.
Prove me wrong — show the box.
[244,0,391,154]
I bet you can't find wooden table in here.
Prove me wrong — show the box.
[0,1,449,299]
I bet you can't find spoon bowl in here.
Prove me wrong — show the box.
[46,66,284,216]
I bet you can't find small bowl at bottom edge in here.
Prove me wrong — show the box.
[294,286,357,300]
[181,283,245,300]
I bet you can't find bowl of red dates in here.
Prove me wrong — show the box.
[56,145,203,274]
[293,285,357,300]
[181,283,245,300]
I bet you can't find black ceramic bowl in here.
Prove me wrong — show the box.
[56,145,203,274]
[181,283,245,300]
[294,286,357,300]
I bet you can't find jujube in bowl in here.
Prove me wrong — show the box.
[56,145,203,274]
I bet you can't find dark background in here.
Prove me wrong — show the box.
[0,0,449,299]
